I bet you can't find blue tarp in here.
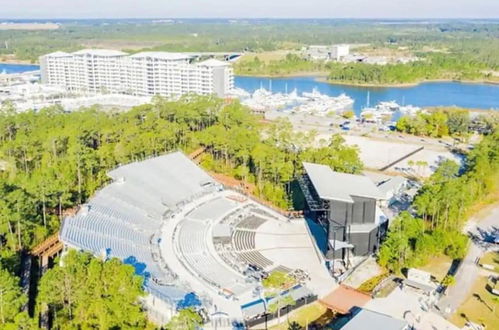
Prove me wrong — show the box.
[177,292,202,310]
[123,255,150,282]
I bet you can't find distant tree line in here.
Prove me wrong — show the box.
[3,20,499,65]
[327,52,497,85]
[234,53,327,76]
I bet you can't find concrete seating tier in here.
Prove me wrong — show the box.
[250,208,279,220]
[176,218,250,295]
[236,251,274,269]
[271,265,293,274]
[236,215,267,230]
[188,197,239,221]
[233,230,256,251]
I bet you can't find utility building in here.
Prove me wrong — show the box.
[299,162,387,272]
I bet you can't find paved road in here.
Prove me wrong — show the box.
[438,206,499,316]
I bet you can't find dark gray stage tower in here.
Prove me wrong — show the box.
[299,162,388,268]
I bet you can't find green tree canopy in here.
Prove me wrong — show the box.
[165,307,203,330]
[379,129,498,273]
[38,250,148,329]
[0,266,28,326]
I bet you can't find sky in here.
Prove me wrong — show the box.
[1,0,498,19]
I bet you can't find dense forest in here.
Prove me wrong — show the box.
[378,130,499,272]
[396,108,498,138]
[234,53,327,76]
[327,51,498,85]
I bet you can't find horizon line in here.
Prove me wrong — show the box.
[2,17,499,20]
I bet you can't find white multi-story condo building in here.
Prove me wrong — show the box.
[39,49,234,98]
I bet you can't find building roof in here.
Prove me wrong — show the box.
[302,162,385,203]
[72,49,128,57]
[43,51,72,58]
[196,59,230,67]
[59,151,221,307]
[130,51,192,60]
[341,309,408,330]
[319,285,371,314]
[403,279,437,293]
[377,176,407,196]
[108,151,216,209]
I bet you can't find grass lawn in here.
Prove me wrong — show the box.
[450,276,499,329]
[419,255,453,282]
[357,273,388,294]
[269,302,328,330]
[480,251,499,273]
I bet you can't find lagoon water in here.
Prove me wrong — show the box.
[0,63,39,74]
[235,76,499,113]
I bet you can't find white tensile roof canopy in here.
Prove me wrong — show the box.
[302,162,385,203]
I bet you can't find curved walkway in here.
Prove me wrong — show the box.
[438,205,499,316]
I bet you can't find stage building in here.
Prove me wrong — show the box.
[299,162,388,273]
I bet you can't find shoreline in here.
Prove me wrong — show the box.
[5,63,499,88]
[236,72,499,88]
[0,60,38,66]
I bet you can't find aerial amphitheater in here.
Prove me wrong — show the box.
[60,151,334,327]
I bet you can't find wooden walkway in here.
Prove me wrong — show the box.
[379,146,424,171]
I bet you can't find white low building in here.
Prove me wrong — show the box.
[39,49,234,98]
[331,44,350,61]
[304,44,350,61]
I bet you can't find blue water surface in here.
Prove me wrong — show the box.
[235,76,499,113]
[0,63,39,74]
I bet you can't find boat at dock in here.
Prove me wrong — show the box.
[240,87,354,116]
